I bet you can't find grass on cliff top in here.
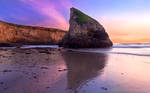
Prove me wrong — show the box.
[0,20,66,32]
[74,9,94,24]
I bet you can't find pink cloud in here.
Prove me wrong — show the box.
[59,0,72,10]
[21,0,72,30]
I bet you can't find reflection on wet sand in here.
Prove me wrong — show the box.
[0,48,108,93]
[62,51,107,92]
[0,48,150,93]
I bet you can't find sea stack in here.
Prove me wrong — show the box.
[59,8,113,48]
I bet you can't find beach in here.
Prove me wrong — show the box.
[0,44,150,93]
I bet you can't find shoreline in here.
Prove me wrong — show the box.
[0,43,150,57]
[0,46,149,93]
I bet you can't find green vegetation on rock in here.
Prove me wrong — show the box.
[74,9,93,24]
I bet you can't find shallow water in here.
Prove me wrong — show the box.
[70,43,150,56]
[0,44,150,93]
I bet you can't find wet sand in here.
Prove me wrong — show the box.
[0,48,150,93]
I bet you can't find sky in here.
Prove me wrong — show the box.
[0,0,150,43]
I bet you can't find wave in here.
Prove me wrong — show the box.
[70,43,150,57]
[113,43,150,48]
[70,49,150,57]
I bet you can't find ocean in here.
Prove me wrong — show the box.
[0,43,150,93]
[16,43,150,56]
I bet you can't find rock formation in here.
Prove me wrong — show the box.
[59,8,113,48]
[0,42,23,47]
[0,20,66,45]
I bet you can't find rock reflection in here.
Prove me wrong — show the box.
[62,51,107,92]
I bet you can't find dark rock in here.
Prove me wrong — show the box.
[40,67,48,69]
[25,52,31,54]
[0,82,4,85]
[101,87,108,90]
[33,76,37,79]
[0,43,22,47]
[3,69,12,72]
[39,50,51,54]
[0,43,14,47]
[59,8,113,48]
[58,69,68,72]
[4,87,8,90]
[46,86,50,88]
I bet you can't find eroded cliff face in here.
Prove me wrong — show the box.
[0,21,66,44]
[59,8,113,48]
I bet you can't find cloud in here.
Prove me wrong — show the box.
[20,0,72,30]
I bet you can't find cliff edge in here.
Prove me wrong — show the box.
[0,20,66,44]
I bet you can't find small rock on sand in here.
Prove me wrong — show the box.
[0,82,4,85]
[101,87,108,90]
[40,67,48,69]
[3,70,12,72]
[58,69,68,72]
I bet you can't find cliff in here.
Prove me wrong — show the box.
[0,20,66,44]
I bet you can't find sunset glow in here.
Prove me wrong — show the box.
[101,16,150,43]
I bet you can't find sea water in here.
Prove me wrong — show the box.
[69,43,150,57]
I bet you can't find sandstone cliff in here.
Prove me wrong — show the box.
[59,8,113,48]
[0,20,66,44]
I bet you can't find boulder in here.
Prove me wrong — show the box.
[59,8,113,48]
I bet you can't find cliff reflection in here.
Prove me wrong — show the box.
[62,51,108,92]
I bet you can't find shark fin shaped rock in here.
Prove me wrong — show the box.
[59,7,113,48]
